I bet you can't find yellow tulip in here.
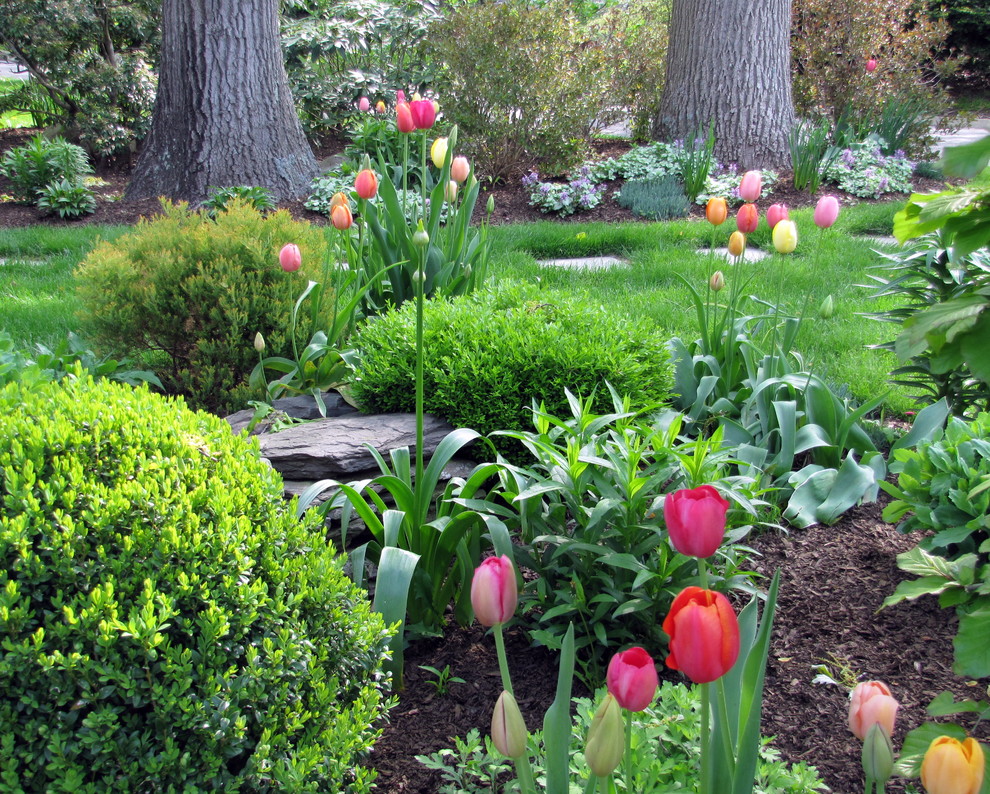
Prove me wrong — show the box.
[727,231,746,258]
[921,736,984,794]
[772,219,798,254]
[431,137,449,169]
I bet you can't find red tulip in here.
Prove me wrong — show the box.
[814,195,840,228]
[664,485,729,559]
[278,243,301,272]
[705,197,728,226]
[471,555,518,627]
[606,647,659,712]
[331,203,353,230]
[736,203,759,234]
[766,203,789,230]
[848,681,898,741]
[354,169,378,200]
[738,170,762,202]
[358,96,370,112]
[396,102,415,133]
[410,99,436,130]
[866,58,877,73]
[663,587,740,683]
[450,156,471,184]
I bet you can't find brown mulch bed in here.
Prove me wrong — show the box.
[2,127,984,793]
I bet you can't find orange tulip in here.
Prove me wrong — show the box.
[354,169,378,200]
[331,203,353,230]
[396,102,415,133]
[921,736,984,794]
[663,587,740,683]
[705,197,728,226]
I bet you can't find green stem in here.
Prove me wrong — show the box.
[715,676,736,777]
[494,623,513,696]
[420,132,429,223]
[402,133,409,219]
[583,775,597,794]
[700,681,712,794]
[514,754,538,794]
[414,236,425,508]
[698,557,709,589]
[624,709,633,793]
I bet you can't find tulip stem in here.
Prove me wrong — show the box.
[493,623,514,697]
[414,235,425,511]
[623,709,633,793]
[700,682,712,794]
[716,677,736,776]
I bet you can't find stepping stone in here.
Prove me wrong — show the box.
[538,255,629,270]
[697,247,770,263]
[855,235,900,247]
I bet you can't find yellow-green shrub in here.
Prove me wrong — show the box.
[0,375,393,792]
[75,200,333,413]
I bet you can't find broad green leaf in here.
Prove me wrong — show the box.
[894,546,956,579]
[881,576,954,608]
[941,135,990,178]
[372,546,420,687]
[927,690,990,718]
[895,722,968,777]
[953,607,990,678]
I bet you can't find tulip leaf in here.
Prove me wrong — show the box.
[542,623,574,794]
[953,606,990,678]
[371,546,420,688]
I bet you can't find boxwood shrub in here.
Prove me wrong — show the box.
[0,376,393,792]
[349,282,673,459]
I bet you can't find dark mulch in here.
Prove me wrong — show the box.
[2,127,984,793]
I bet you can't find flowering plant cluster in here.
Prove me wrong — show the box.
[697,164,780,205]
[826,136,914,198]
[522,165,607,216]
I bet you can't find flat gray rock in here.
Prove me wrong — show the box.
[538,256,629,270]
[698,247,770,263]
[226,391,357,435]
[257,412,456,479]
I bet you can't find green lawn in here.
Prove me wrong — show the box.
[0,200,918,414]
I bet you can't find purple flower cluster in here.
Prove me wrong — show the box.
[521,171,540,188]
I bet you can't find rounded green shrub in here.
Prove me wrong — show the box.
[0,376,393,792]
[349,282,673,459]
[75,200,335,414]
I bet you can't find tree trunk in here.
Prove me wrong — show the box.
[126,0,318,203]
[654,0,796,169]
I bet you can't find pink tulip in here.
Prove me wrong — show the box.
[814,195,840,229]
[278,243,301,272]
[664,485,729,558]
[736,203,759,234]
[410,99,436,130]
[738,170,762,202]
[354,169,378,200]
[766,203,789,230]
[396,90,406,104]
[358,96,370,113]
[866,58,877,73]
[471,555,518,627]
[396,102,415,133]
[848,681,898,741]
[450,156,470,184]
[606,647,659,712]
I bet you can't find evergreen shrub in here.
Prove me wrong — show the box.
[349,283,673,459]
[617,176,690,220]
[0,375,393,792]
[75,200,334,414]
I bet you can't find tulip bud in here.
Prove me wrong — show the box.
[585,694,624,777]
[486,195,495,215]
[866,58,877,73]
[848,681,898,741]
[412,220,430,249]
[331,203,353,230]
[772,219,798,254]
[375,100,386,114]
[444,180,458,203]
[450,155,470,184]
[819,294,835,319]
[709,270,725,292]
[354,169,379,200]
[664,485,729,558]
[396,102,415,133]
[431,137,449,169]
[471,555,517,626]
[491,691,528,758]
[922,736,985,794]
[705,197,728,226]
[358,96,370,113]
[606,647,659,712]
[738,170,762,202]
[766,203,789,230]
[396,90,406,104]
[253,332,265,352]
[862,723,894,786]
[279,243,301,272]
[736,203,758,234]
[411,91,422,102]
[330,191,349,212]
[432,99,440,116]
[727,231,746,258]
[814,195,840,229]
[410,99,436,130]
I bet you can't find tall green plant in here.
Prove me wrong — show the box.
[788,118,839,193]
[674,123,716,203]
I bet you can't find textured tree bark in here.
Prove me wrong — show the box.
[126,0,318,203]
[654,0,796,169]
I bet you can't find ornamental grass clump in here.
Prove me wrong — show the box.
[0,375,394,792]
